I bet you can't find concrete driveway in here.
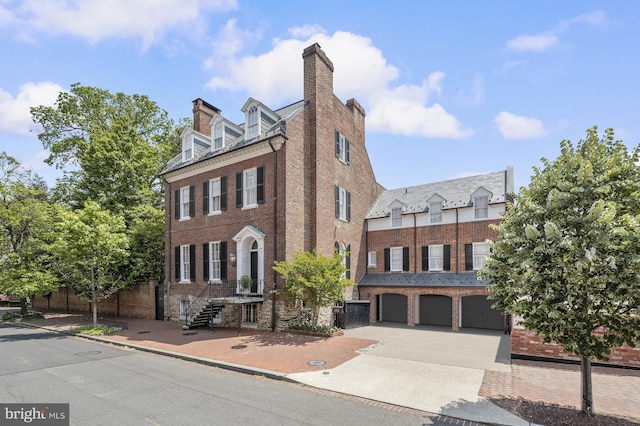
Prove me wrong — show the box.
[287,323,526,426]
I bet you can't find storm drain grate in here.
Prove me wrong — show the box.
[307,360,326,366]
[231,345,247,349]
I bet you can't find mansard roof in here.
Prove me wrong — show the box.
[160,99,307,175]
[365,169,511,219]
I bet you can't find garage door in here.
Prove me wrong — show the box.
[419,295,452,326]
[380,294,407,323]
[461,295,504,330]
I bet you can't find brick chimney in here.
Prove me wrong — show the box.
[192,98,220,136]
[303,43,334,105]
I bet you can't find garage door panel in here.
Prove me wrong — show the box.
[461,295,503,330]
[419,295,452,326]
[381,294,407,323]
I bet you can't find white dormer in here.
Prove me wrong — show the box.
[471,187,493,219]
[388,199,406,228]
[180,128,210,163]
[241,98,279,141]
[212,120,224,152]
[426,194,446,224]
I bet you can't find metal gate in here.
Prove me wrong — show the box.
[155,284,164,321]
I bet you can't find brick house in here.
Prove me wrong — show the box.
[359,169,514,331]
[159,44,382,330]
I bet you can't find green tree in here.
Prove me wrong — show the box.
[0,152,59,315]
[479,127,640,416]
[273,249,351,326]
[127,205,165,283]
[31,84,185,285]
[54,201,129,326]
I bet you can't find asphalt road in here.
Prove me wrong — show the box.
[0,323,430,426]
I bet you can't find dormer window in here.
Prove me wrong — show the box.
[430,202,442,223]
[247,106,259,139]
[391,207,402,227]
[213,121,224,151]
[474,196,489,219]
[182,137,193,162]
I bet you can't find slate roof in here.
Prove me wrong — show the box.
[358,272,489,287]
[160,99,307,175]
[365,170,510,219]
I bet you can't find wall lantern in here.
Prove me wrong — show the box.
[229,252,237,266]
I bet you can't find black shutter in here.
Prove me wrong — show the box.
[335,185,340,218]
[402,247,410,271]
[189,185,195,217]
[174,246,180,280]
[444,245,451,271]
[236,172,243,208]
[174,190,180,220]
[335,130,340,157]
[384,248,390,272]
[202,243,209,281]
[421,246,429,271]
[334,241,339,253]
[465,244,473,271]
[189,244,196,282]
[220,241,227,280]
[220,176,227,211]
[345,138,350,164]
[202,181,209,214]
[257,166,264,204]
[346,191,351,222]
[346,244,351,279]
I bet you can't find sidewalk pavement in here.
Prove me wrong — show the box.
[7,309,640,425]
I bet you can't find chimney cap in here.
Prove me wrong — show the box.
[192,98,221,114]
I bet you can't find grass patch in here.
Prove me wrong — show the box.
[2,311,45,322]
[287,323,341,334]
[71,324,123,336]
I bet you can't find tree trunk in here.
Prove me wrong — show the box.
[20,297,28,316]
[581,355,594,416]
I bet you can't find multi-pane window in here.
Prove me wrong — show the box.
[368,251,377,268]
[430,202,442,223]
[209,178,221,212]
[247,106,259,139]
[209,242,221,281]
[390,247,403,272]
[180,245,190,282]
[335,131,350,164]
[473,243,490,270]
[335,186,351,222]
[182,137,193,161]
[474,196,489,219]
[429,245,444,271]
[213,122,223,151]
[243,304,257,323]
[244,168,257,206]
[180,187,190,219]
[391,207,402,227]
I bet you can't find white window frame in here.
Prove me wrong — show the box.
[247,106,259,139]
[429,245,444,271]
[337,132,347,163]
[473,242,490,270]
[212,121,224,151]
[182,137,193,162]
[474,196,489,219]
[368,251,377,268]
[180,186,190,220]
[180,245,190,282]
[390,247,403,272]
[391,207,402,227]
[338,242,347,278]
[243,168,257,207]
[430,202,442,223]
[209,242,221,282]
[243,304,258,323]
[338,187,347,221]
[208,178,222,214]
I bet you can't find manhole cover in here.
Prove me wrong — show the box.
[137,330,150,334]
[182,331,198,336]
[307,360,326,366]
[231,345,247,349]
[74,351,101,356]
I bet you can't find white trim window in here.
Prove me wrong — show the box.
[391,207,402,227]
[209,178,222,213]
[180,187,190,219]
[429,245,444,271]
[368,251,377,268]
[338,187,347,221]
[474,196,489,219]
[473,243,490,270]
[213,121,224,151]
[390,247,403,272]
[209,242,221,281]
[430,202,442,223]
[180,245,190,282]
[182,137,193,162]
[244,168,257,207]
[247,106,259,139]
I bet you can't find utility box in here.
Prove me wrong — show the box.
[334,300,370,329]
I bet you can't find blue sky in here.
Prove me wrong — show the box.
[1,1,639,191]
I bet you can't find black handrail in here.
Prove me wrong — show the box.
[185,279,264,326]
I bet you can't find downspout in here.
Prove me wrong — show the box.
[413,213,417,273]
[268,139,279,332]
[455,208,459,274]
[163,175,172,321]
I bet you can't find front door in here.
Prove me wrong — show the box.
[250,249,258,293]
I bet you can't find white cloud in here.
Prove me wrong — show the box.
[0,82,63,135]
[506,33,559,52]
[2,0,236,48]
[494,111,547,139]
[21,150,49,172]
[206,25,470,138]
